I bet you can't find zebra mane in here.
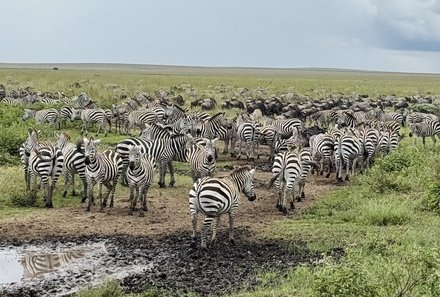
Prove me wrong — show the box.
[230,165,253,176]
[208,112,225,122]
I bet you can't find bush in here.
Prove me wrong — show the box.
[411,103,440,118]
[0,104,28,165]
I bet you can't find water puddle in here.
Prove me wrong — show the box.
[0,243,105,285]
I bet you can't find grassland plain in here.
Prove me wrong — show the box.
[1,64,440,296]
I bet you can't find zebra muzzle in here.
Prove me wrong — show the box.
[85,157,91,165]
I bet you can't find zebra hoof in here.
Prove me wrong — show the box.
[249,157,255,161]
[326,173,331,178]
[337,177,343,183]
[158,183,166,189]
[138,212,145,217]
[290,202,295,210]
[81,197,87,203]
[62,191,67,198]
[86,207,91,212]
[168,183,175,188]
[345,176,349,181]
[282,207,288,214]
[45,203,53,208]
[128,210,134,216]
[301,192,305,199]
[72,190,77,197]
[319,171,323,176]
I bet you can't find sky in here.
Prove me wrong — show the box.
[1,0,440,73]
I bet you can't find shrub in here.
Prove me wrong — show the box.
[0,104,28,165]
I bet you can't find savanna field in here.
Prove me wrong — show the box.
[1,64,440,296]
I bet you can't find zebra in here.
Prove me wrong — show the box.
[126,109,158,135]
[23,108,59,128]
[310,110,337,128]
[116,134,192,188]
[186,138,218,181]
[336,111,366,129]
[41,97,61,105]
[126,146,156,216]
[20,129,45,191]
[59,106,79,128]
[297,148,316,201]
[309,133,334,178]
[269,149,302,213]
[236,121,260,160]
[25,130,64,208]
[194,112,230,139]
[55,132,87,201]
[358,127,380,172]
[84,137,123,212]
[379,112,404,126]
[20,249,86,279]
[379,120,401,135]
[80,108,111,136]
[258,125,277,160]
[409,120,440,146]
[189,165,256,249]
[141,123,173,141]
[70,93,92,108]
[406,112,439,125]
[271,118,303,139]
[334,134,363,182]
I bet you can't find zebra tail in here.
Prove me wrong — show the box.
[268,171,281,189]
[304,160,320,171]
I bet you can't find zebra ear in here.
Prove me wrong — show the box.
[93,139,101,146]
[249,168,256,176]
[212,137,219,144]
[28,128,33,135]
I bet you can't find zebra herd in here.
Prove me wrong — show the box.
[11,90,440,248]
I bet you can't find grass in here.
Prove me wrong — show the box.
[2,65,440,296]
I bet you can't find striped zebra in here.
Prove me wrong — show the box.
[59,106,79,128]
[297,148,316,201]
[70,93,92,108]
[334,134,363,182]
[379,120,401,135]
[189,165,256,249]
[377,131,400,155]
[20,249,86,278]
[336,110,366,129]
[20,129,45,190]
[194,112,230,139]
[186,138,218,181]
[23,108,59,128]
[358,127,380,172]
[84,137,123,212]
[40,97,61,105]
[126,109,158,135]
[80,108,111,136]
[236,121,260,160]
[55,132,87,201]
[379,111,404,126]
[25,131,64,208]
[271,118,303,139]
[406,112,439,125]
[258,125,277,160]
[309,133,334,178]
[269,149,302,213]
[126,146,156,216]
[310,110,337,128]
[409,120,440,146]
[116,134,192,188]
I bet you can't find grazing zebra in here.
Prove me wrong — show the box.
[25,131,64,208]
[377,131,399,155]
[189,165,256,249]
[116,134,192,188]
[236,121,260,160]
[269,149,302,213]
[20,249,86,278]
[70,93,92,108]
[126,109,158,135]
[59,106,79,128]
[334,134,363,182]
[126,146,156,216]
[80,109,110,136]
[84,137,123,212]
[409,120,440,146]
[194,112,230,139]
[186,138,218,181]
[406,112,439,125]
[380,112,404,126]
[309,133,334,178]
[56,132,87,201]
[23,108,59,128]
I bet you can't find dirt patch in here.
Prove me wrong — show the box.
[0,230,326,297]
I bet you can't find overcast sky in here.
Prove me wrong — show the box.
[1,0,439,73]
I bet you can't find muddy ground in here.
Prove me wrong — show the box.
[0,153,343,296]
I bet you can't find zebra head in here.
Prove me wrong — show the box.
[203,137,218,164]
[24,128,39,157]
[232,166,257,202]
[128,145,142,170]
[84,136,100,165]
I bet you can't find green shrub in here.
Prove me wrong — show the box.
[411,103,440,118]
[0,104,28,165]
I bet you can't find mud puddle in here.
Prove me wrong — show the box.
[0,230,323,297]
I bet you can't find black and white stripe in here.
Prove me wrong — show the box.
[186,138,218,181]
[84,137,123,212]
[334,134,363,182]
[309,133,334,178]
[80,108,110,136]
[189,166,256,249]
[236,122,260,160]
[126,146,156,216]
[409,119,440,146]
[23,108,59,127]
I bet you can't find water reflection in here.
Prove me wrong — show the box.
[0,248,86,284]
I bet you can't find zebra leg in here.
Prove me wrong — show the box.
[98,183,105,212]
[432,135,436,146]
[168,161,175,188]
[201,216,214,249]
[141,186,149,213]
[298,180,305,201]
[109,180,117,208]
[191,211,198,241]
[211,216,221,242]
[158,162,166,188]
[95,122,101,136]
[228,212,237,245]
[345,159,350,181]
[86,178,94,211]
[129,185,135,215]
[80,174,87,203]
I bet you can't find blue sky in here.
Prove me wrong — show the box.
[1,0,440,73]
